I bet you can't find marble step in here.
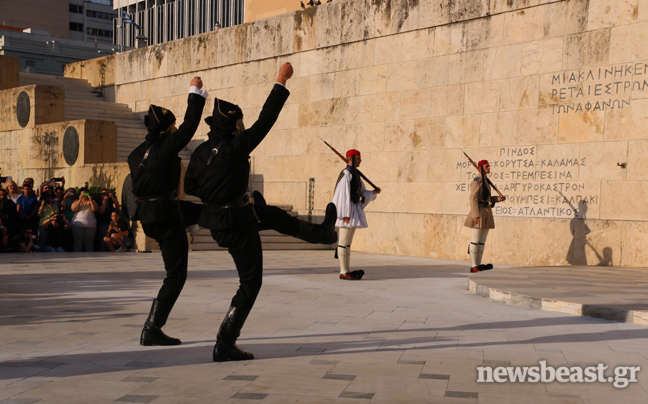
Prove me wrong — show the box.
[66,100,134,112]
[65,92,105,101]
[65,115,142,127]
[20,72,93,84]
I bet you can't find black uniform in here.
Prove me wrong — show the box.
[185,84,289,311]
[127,92,205,346]
[185,83,336,361]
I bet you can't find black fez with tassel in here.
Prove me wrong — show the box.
[144,104,176,133]
[204,98,243,132]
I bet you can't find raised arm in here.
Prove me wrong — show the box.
[159,77,208,156]
[237,63,292,154]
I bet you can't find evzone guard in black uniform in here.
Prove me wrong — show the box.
[127,77,207,346]
[184,63,337,362]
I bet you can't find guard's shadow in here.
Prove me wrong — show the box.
[262,263,468,280]
[3,316,647,380]
[0,263,466,327]
[0,268,240,327]
[566,200,613,266]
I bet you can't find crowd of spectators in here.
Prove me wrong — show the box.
[0,176,133,253]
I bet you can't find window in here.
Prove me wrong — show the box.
[86,10,116,20]
[69,4,83,13]
[69,22,84,32]
[86,27,114,38]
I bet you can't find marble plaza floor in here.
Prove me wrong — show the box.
[1,251,647,404]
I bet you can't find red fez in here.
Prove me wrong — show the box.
[478,160,489,167]
[346,149,361,157]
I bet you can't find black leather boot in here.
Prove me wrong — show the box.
[478,263,493,271]
[140,299,181,346]
[251,190,266,206]
[294,203,337,244]
[213,306,254,362]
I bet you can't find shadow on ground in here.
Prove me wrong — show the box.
[3,317,648,380]
[0,264,465,327]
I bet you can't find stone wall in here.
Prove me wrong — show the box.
[65,0,648,267]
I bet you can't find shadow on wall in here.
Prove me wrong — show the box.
[249,173,264,196]
[566,199,613,266]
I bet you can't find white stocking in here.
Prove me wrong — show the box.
[470,228,489,267]
[468,229,489,268]
[337,227,356,274]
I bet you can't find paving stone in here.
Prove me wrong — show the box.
[445,390,478,398]
[230,392,268,400]
[339,391,375,399]
[120,376,159,383]
[224,375,258,381]
[115,395,159,403]
[323,373,356,380]
[419,373,450,380]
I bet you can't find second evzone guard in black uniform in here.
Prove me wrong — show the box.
[184,63,337,362]
[127,77,207,346]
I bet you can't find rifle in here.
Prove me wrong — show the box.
[462,151,504,199]
[319,137,380,191]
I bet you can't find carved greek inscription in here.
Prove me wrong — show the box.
[456,147,598,218]
[549,62,648,114]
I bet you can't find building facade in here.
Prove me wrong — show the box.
[0,0,117,75]
[69,0,118,44]
[113,0,243,49]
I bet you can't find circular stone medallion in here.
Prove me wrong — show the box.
[63,126,79,166]
[16,91,30,128]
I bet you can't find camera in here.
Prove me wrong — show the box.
[0,175,10,183]
[53,177,64,182]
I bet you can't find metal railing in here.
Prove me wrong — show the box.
[115,0,243,49]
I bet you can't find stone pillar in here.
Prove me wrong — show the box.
[0,56,19,91]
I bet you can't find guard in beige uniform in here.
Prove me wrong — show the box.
[464,160,505,273]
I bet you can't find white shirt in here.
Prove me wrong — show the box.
[189,86,208,98]
[332,167,377,229]
[71,204,97,228]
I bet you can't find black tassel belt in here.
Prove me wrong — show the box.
[204,194,250,210]
[137,192,177,202]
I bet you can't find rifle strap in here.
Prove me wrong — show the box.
[206,139,225,166]
[137,142,156,175]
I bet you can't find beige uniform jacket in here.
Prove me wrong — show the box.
[464,176,499,229]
